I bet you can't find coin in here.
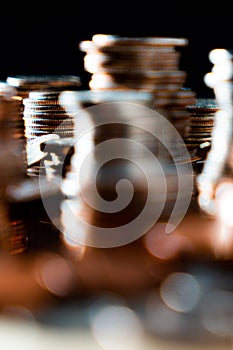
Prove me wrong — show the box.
[7,75,81,89]
[91,34,188,47]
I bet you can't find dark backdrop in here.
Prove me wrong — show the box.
[0,4,232,98]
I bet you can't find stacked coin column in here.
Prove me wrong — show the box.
[182,98,220,207]
[79,34,196,140]
[0,94,28,254]
[185,98,219,171]
[23,91,76,179]
[6,75,81,175]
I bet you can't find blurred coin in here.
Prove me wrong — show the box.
[91,34,188,47]
[7,75,81,90]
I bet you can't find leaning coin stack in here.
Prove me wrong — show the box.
[79,34,196,139]
[23,91,76,179]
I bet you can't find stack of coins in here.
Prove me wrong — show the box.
[5,75,81,171]
[79,34,196,139]
[183,98,219,207]
[0,78,82,253]
[23,91,76,179]
[0,94,28,254]
[185,98,219,170]
[6,75,81,99]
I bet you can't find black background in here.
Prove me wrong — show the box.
[0,4,232,98]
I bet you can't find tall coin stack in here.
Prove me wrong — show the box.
[183,98,219,206]
[6,75,81,178]
[79,34,197,140]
